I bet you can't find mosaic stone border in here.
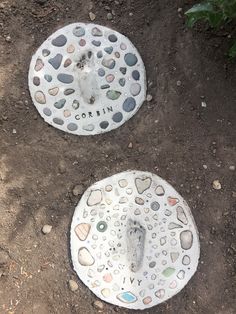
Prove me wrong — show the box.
[70,170,200,309]
[28,23,146,135]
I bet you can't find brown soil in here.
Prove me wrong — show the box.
[0,0,236,313]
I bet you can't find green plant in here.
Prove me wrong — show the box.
[185,0,236,58]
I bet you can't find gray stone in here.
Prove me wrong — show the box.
[150,201,160,211]
[97,51,103,58]
[64,89,75,95]
[92,40,101,47]
[44,74,52,82]
[112,112,123,123]
[52,35,67,47]
[54,99,66,109]
[132,70,140,80]
[43,108,52,116]
[98,68,105,77]
[104,46,113,54]
[49,54,63,70]
[108,34,117,42]
[67,123,78,132]
[92,27,103,36]
[57,74,74,84]
[107,12,113,20]
[53,117,64,125]
[100,121,109,129]
[35,91,46,104]
[119,78,125,86]
[33,77,40,86]
[124,53,138,66]
[101,84,110,89]
[130,83,141,96]
[73,26,85,37]
[42,49,50,57]
[123,97,136,112]
[119,67,126,75]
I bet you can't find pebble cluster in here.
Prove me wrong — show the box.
[29,23,146,135]
[70,171,200,309]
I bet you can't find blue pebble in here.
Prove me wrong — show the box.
[52,35,67,47]
[104,46,113,54]
[124,53,138,66]
[100,121,109,129]
[92,40,101,47]
[49,54,63,70]
[98,68,105,77]
[112,112,123,123]
[108,34,118,42]
[57,73,74,84]
[122,97,136,112]
[132,70,140,80]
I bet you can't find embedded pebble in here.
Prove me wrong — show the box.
[89,12,96,21]
[35,58,44,71]
[119,67,126,75]
[57,73,74,84]
[49,87,59,96]
[135,177,151,194]
[52,34,67,47]
[180,230,193,250]
[64,89,75,95]
[75,223,91,241]
[87,190,102,206]
[64,58,72,67]
[43,108,52,116]
[92,40,101,47]
[123,97,136,112]
[73,185,83,196]
[67,45,75,53]
[53,118,64,125]
[78,247,95,266]
[108,34,117,42]
[130,83,141,96]
[49,54,63,69]
[100,121,109,129]
[102,58,115,69]
[119,78,125,86]
[124,53,138,66]
[35,91,46,104]
[33,77,40,86]
[79,39,86,46]
[54,99,66,109]
[106,90,121,100]
[92,27,103,37]
[213,180,221,190]
[68,280,78,292]
[98,68,105,77]
[155,185,165,196]
[44,74,52,82]
[106,74,115,83]
[101,84,110,89]
[132,70,140,80]
[42,49,50,57]
[176,206,188,225]
[112,112,123,123]
[42,224,52,234]
[104,46,113,54]
[73,26,85,37]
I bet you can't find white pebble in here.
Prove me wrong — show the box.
[146,94,153,102]
[203,164,207,169]
[89,12,96,21]
[42,224,52,234]
[229,165,235,171]
[68,279,78,292]
[73,184,83,196]
[212,180,221,190]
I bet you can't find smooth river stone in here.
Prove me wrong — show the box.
[57,74,74,84]
[42,49,50,57]
[33,77,40,86]
[104,46,113,54]
[112,112,123,123]
[168,197,179,206]
[170,252,179,263]
[97,51,103,58]
[119,78,125,86]
[180,230,193,250]
[118,179,128,188]
[106,74,114,83]
[87,189,102,206]
[102,58,115,69]
[108,34,118,42]
[124,53,138,66]
[43,107,52,116]
[168,222,183,230]
[67,122,78,131]
[92,40,101,47]
[35,91,46,104]
[100,121,109,129]
[78,247,95,266]
[155,289,165,299]
[106,90,121,100]
[135,177,151,194]
[67,44,75,53]
[64,110,71,117]
[98,68,105,77]
[49,87,59,96]
[92,27,103,36]
[182,255,191,265]
[35,58,44,71]
[54,99,66,109]
[132,70,140,80]
[151,201,160,211]
[53,117,64,125]
[117,291,137,303]
[75,223,91,241]
[64,89,75,95]
[123,97,136,112]
[119,67,126,75]
[72,100,79,109]
[143,296,152,305]
[44,74,52,82]
[120,42,127,50]
[177,206,188,225]
[101,84,110,89]
[155,185,165,196]
[130,83,141,96]
[52,34,67,47]
[73,26,85,37]
[49,54,63,69]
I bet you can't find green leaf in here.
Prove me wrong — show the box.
[229,40,236,58]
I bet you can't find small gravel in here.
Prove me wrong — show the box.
[68,279,78,292]
[42,225,52,234]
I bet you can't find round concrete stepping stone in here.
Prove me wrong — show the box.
[28,23,146,135]
[70,171,200,309]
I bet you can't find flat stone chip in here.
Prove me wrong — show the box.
[28,23,146,135]
[70,170,200,309]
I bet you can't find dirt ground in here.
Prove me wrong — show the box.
[0,0,236,313]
